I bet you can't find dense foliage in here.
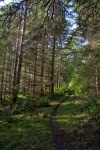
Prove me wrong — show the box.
[0,0,99,104]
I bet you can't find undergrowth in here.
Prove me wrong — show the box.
[0,94,63,150]
[0,97,58,150]
[57,96,100,150]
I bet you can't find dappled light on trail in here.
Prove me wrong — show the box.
[57,98,89,131]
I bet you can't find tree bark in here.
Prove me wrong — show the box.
[33,46,37,94]
[50,31,56,97]
[0,50,6,102]
[40,29,46,97]
[12,1,28,105]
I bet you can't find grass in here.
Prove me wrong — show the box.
[0,95,63,150]
[56,96,100,150]
[1,94,99,150]
[0,114,54,150]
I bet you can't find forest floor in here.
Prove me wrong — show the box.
[55,96,100,150]
[0,95,100,150]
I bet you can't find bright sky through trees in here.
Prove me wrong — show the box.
[0,0,12,6]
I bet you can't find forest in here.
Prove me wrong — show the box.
[0,0,100,150]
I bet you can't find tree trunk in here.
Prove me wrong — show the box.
[40,29,46,97]
[57,40,62,88]
[0,50,6,102]
[33,46,37,94]
[13,22,21,90]
[50,31,56,97]
[12,1,28,105]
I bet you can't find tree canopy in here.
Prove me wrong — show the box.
[0,0,100,103]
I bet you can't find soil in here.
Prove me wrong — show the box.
[50,98,71,150]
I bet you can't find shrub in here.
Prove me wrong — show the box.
[39,97,50,107]
[54,87,74,96]
[13,97,39,114]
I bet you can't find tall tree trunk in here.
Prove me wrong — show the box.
[57,40,62,88]
[0,50,6,102]
[23,64,27,94]
[12,1,28,105]
[89,35,99,96]
[40,29,46,97]
[8,49,13,97]
[33,46,37,94]
[13,22,21,90]
[50,31,56,97]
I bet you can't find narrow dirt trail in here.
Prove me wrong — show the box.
[50,97,70,150]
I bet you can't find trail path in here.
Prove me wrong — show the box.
[50,97,70,150]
